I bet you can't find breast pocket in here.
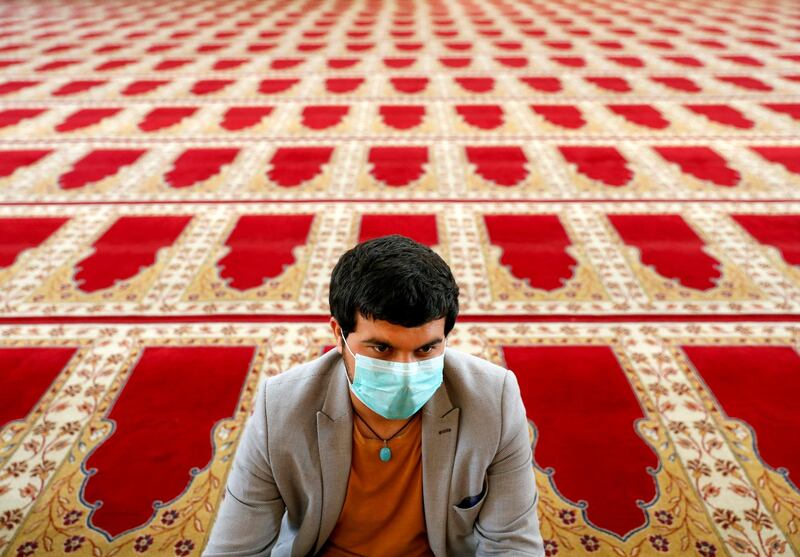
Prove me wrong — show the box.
[450,476,488,533]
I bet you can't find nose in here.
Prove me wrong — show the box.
[391,351,418,364]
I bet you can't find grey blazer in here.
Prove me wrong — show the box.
[202,346,545,556]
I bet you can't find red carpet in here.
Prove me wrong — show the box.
[0,0,798,555]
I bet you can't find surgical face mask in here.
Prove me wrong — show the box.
[341,333,445,420]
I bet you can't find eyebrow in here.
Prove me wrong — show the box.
[361,337,443,350]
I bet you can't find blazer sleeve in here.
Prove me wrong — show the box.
[202,377,286,557]
[473,369,545,556]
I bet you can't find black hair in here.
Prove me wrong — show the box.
[329,234,460,339]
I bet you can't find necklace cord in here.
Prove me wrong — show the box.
[352,409,417,443]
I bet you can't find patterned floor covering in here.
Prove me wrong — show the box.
[0,0,798,555]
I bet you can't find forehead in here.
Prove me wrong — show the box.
[353,312,445,341]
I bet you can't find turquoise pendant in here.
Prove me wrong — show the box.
[379,446,392,462]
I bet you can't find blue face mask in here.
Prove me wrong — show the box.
[342,333,445,420]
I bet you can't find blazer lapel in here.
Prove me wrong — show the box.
[422,370,460,557]
[315,357,353,554]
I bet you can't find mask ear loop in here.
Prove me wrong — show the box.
[341,332,357,387]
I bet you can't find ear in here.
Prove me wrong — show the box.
[329,317,342,354]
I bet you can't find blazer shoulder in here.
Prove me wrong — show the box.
[269,347,339,384]
[265,348,340,410]
[445,347,509,378]
[443,347,510,404]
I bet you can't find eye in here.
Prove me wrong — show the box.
[418,345,434,354]
[372,345,389,353]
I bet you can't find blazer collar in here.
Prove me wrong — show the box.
[319,350,353,421]
[315,353,353,554]
[422,352,460,556]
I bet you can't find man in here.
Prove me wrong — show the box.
[203,235,544,556]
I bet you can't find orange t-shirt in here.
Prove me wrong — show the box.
[319,412,434,557]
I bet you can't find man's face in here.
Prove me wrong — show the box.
[330,312,447,382]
